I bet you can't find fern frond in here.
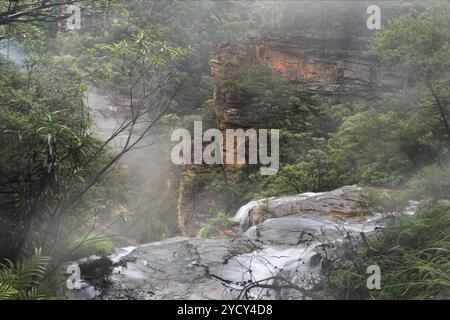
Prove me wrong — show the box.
[0,249,51,300]
[0,283,18,300]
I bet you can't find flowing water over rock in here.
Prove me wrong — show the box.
[65,186,411,300]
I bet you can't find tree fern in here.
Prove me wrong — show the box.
[0,249,51,300]
[0,283,18,299]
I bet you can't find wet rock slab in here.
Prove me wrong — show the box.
[234,186,371,230]
[101,237,254,300]
[68,186,386,300]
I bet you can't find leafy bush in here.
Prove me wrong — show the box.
[68,235,115,260]
[407,164,450,200]
[262,147,339,196]
[0,249,51,300]
[360,163,405,186]
[325,202,450,299]
[361,188,409,214]
[200,212,234,238]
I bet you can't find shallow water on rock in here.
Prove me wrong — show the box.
[68,186,419,300]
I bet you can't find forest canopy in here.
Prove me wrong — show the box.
[0,0,449,301]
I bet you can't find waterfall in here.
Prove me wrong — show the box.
[232,199,264,230]
[232,191,326,230]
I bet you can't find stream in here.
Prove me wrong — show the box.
[67,185,419,300]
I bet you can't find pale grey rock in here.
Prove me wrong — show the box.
[66,186,385,300]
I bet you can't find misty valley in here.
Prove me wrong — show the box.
[0,0,449,303]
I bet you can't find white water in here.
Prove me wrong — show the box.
[224,190,389,299]
[232,191,325,230]
[232,200,265,229]
[405,201,421,215]
[77,188,421,300]
[214,245,319,299]
[110,246,147,279]
[217,213,385,299]
[110,245,137,263]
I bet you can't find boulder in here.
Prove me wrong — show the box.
[66,186,386,300]
[235,186,372,230]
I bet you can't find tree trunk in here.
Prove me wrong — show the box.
[426,79,450,149]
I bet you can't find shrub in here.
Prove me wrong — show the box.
[0,249,51,300]
[69,235,115,260]
[407,164,450,200]
[360,163,405,186]
[361,188,409,214]
[200,212,233,238]
[325,202,450,299]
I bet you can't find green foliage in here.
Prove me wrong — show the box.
[0,3,184,260]
[286,0,450,193]
[222,65,320,133]
[1,0,449,301]
[330,108,411,186]
[68,235,115,261]
[200,212,234,238]
[0,60,107,259]
[0,249,51,300]
[325,202,450,299]
[263,147,338,196]
[92,0,260,114]
[360,188,409,214]
[406,164,450,200]
[370,0,450,80]
[103,27,187,94]
[370,0,450,148]
[191,66,331,211]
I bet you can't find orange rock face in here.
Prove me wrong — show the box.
[211,37,403,132]
[255,44,341,83]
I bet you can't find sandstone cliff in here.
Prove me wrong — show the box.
[211,36,402,131]
[177,2,404,236]
[210,0,404,131]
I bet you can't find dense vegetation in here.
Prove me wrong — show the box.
[325,198,450,300]
[196,1,449,207]
[324,4,449,299]
[0,0,274,298]
[0,0,187,275]
[0,0,449,300]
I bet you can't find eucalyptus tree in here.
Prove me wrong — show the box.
[370,1,450,149]
[0,21,185,262]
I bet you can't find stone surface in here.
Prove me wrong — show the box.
[67,186,387,300]
[211,37,403,131]
[234,186,371,230]
[210,2,404,133]
[101,237,254,300]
